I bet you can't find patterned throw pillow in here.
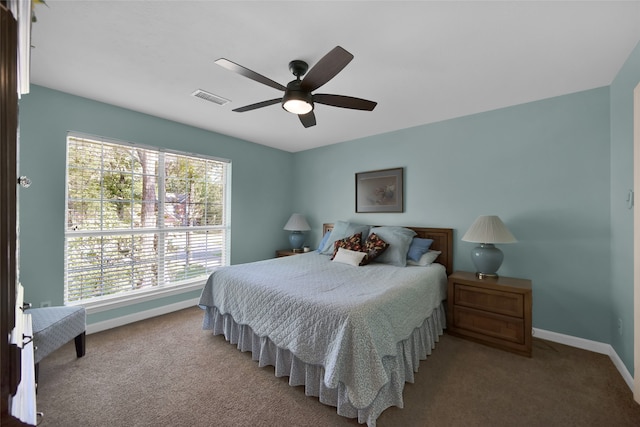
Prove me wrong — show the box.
[360,233,389,265]
[330,233,363,260]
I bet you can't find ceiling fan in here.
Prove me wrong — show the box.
[215,46,377,128]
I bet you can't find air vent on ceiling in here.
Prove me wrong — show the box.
[191,89,230,106]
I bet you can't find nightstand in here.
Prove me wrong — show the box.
[275,249,306,257]
[447,271,532,357]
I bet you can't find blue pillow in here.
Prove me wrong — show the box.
[319,221,350,254]
[320,221,370,255]
[369,226,416,267]
[316,231,331,252]
[407,237,434,262]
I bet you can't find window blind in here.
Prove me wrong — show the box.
[64,135,230,303]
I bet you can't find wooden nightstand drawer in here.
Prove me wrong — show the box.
[454,284,524,318]
[453,306,525,344]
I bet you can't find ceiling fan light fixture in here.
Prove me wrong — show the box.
[282,97,313,115]
[282,78,314,115]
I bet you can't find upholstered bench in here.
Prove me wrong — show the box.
[25,306,86,378]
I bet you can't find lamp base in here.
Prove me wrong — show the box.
[288,231,305,250]
[470,243,504,278]
[476,272,499,279]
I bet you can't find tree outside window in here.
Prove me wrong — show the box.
[65,135,230,303]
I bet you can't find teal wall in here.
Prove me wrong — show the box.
[610,41,640,374]
[18,39,640,375]
[294,87,612,345]
[18,85,294,321]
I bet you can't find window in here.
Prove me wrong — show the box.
[64,134,230,304]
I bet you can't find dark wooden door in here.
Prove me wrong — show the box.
[1,3,28,425]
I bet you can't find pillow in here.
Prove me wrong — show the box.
[330,233,362,260]
[332,247,366,267]
[316,231,331,252]
[369,226,416,267]
[406,237,434,261]
[407,250,441,266]
[360,233,389,265]
[320,220,350,253]
[320,221,370,255]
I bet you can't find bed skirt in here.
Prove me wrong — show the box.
[201,303,446,427]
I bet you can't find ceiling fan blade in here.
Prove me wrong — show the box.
[299,111,316,128]
[215,58,287,92]
[232,98,282,112]
[313,94,377,111]
[300,46,354,92]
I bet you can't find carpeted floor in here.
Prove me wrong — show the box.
[35,306,640,426]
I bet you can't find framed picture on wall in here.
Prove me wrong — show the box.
[355,167,404,213]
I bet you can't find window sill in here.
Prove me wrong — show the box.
[67,277,208,315]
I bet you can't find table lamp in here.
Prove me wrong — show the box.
[283,213,311,251]
[461,215,517,279]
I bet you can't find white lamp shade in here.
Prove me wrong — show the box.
[461,215,517,244]
[283,213,311,231]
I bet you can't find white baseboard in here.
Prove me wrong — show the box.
[86,298,200,335]
[534,328,634,391]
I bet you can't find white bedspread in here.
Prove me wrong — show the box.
[198,252,447,410]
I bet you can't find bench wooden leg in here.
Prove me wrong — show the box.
[74,332,86,358]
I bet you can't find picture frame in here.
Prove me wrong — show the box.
[355,167,404,213]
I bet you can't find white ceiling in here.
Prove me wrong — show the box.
[29,1,640,153]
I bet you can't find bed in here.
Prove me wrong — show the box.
[199,222,453,426]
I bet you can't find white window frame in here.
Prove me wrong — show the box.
[64,132,231,312]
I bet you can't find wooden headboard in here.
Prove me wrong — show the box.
[323,223,454,275]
